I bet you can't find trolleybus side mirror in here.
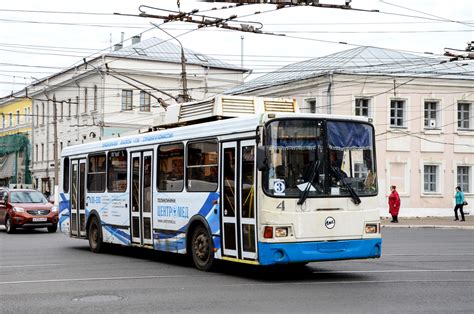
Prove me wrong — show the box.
[257,146,268,171]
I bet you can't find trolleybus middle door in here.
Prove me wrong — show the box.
[130,151,153,246]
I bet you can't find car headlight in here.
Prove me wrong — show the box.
[13,207,25,213]
[51,206,58,213]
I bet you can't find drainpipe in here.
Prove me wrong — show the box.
[327,72,333,114]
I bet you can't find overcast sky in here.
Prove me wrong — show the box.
[0,0,473,97]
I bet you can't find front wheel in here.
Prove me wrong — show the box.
[88,217,103,253]
[5,217,15,234]
[47,224,58,233]
[191,225,214,271]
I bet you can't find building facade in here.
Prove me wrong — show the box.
[27,37,247,194]
[226,47,474,215]
[0,92,33,187]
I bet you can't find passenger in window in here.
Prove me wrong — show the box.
[329,150,347,186]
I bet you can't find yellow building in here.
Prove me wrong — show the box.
[0,91,33,187]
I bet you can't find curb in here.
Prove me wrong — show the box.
[382,224,474,230]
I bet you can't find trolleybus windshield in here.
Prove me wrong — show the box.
[263,119,377,199]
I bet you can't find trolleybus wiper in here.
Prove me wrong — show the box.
[331,167,361,205]
[297,161,320,205]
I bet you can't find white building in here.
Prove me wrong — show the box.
[29,36,247,193]
[226,46,474,216]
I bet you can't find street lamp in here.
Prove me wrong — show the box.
[151,23,190,103]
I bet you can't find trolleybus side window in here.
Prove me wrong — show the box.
[157,143,184,192]
[87,154,106,192]
[186,140,218,192]
[63,157,69,193]
[108,150,127,192]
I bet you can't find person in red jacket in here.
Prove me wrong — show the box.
[388,185,401,223]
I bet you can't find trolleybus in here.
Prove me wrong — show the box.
[59,112,381,270]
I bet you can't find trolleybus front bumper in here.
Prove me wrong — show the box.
[258,238,382,265]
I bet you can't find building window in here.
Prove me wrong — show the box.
[2,114,4,128]
[24,107,29,123]
[355,98,370,117]
[390,99,405,127]
[16,110,20,125]
[424,165,439,193]
[353,162,368,179]
[41,143,44,161]
[84,87,88,113]
[304,98,316,113]
[68,99,71,118]
[457,102,471,129]
[457,166,471,194]
[158,143,184,192]
[9,113,12,127]
[42,102,45,124]
[140,91,151,112]
[75,96,79,117]
[186,140,218,192]
[424,101,439,129]
[93,85,98,111]
[35,144,38,162]
[122,90,133,110]
[60,101,63,119]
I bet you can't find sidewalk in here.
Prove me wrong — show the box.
[381,216,474,230]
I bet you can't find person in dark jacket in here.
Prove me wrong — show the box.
[388,185,400,223]
[454,186,465,221]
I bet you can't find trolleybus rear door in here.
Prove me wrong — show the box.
[70,158,86,237]
[221,140,257,261]
[130,151,153,246]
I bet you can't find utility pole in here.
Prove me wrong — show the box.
[53,98,58,194]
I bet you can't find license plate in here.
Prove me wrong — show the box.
[33,218,47,222]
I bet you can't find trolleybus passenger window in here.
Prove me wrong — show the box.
[87,154,106,192]
[63,157,69,193]
[186,140,218,192]
[157,143,184,192]
[108,150,127,192]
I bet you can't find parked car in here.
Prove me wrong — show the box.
[0,188,58,233]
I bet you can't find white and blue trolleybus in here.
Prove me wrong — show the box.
[59,112,381,270]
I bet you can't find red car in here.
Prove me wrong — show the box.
[0,188,58,233]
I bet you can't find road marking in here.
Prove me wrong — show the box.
[312,269,474,274]
[0,263,66,269]
[0,274,202,285]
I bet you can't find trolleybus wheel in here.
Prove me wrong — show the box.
[88,217,103,253]
[191,225,214,271]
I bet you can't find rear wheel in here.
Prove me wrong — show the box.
[88,217,103,253]
[5,216,15,234]
[191,225,214,271]
[47,224,58,233]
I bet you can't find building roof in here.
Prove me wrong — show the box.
[225,46,474,95]
[107,37,244,71]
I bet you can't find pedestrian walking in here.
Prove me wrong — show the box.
[454,186,465,221]
[388,185,400,223]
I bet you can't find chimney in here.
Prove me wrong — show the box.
[131,35,141,45]
[113,32,125,51]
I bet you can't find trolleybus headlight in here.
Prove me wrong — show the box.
[275,227,288,238]
[264,226,273,239]
[365,223,378,234]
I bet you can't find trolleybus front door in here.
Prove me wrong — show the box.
[221,140,257,261]
[70,158,86,237]
[130,151,153,246]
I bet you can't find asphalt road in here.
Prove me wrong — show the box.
[0,227,473,313]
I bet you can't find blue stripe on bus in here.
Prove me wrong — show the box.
[103,225,130,245]
[257,238,382,265]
